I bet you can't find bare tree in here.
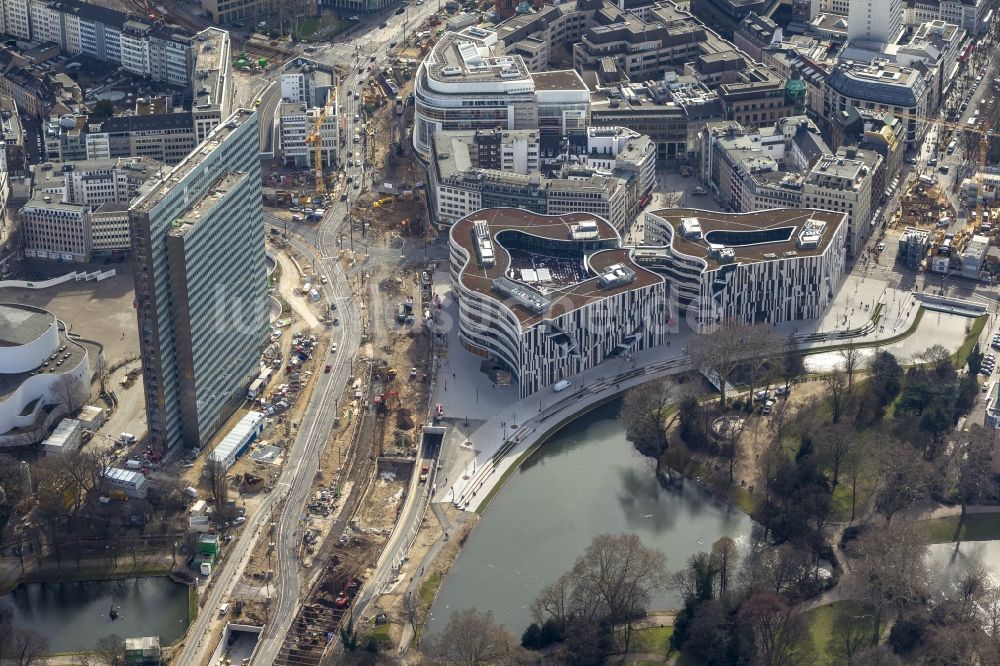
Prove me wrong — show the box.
[822,369,850,424]
[872,442,929,525]
[953,425,994,532]
[832,606,874,664]
[849,524,928,646]
[737,592,812,666]
[619,379,681,457]
[530,573,572,627]
[570,533,669,653]
[9,629,48,666]
[710,536,738,599]
[744,325,782,408]
[93,634,125,666]
[688,320,750,409]
[51,374,88,414]
[839,344,862,391]
[207,460,229,512]
[816,422,854,488]
[842,437,869,523]
[719,412,749,484]
[422,609,525,665]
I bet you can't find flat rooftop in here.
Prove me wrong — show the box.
[530,70,588,91]
[192,27,230,111]
[648,208,846,268]
[424,29,532,85]
[0,304,55,347]
[170,170,247,235]
[132,108,254,214]
[452,209,663,326]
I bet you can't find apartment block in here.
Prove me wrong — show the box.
[802,147,882,258]
[0,0,195,87]
[279,58,335,108]
[20,156,162,260]
[588,74,724,164]
[907,0,992,35]
[429,126,655,229]
[824,59,930,149]
[129,109,267,451]
[279,100,338,168]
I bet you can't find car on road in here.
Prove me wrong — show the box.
[254,98,262,106]
[693,186,707,195]
[325,364,332,373]
[331,342,337,352]
[877,242,886,251]
[380,21,388,27]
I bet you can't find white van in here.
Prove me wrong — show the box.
[553,380,572,392]
[219,603,229,616]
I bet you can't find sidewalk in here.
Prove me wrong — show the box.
[429,268,972,513]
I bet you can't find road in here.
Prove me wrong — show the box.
[251,4,438,658]
[174,218,359,666]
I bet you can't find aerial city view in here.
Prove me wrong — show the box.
[1,0,1000,662]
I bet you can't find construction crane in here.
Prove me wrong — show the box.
[884,110,996,223]
[305,92,335,200]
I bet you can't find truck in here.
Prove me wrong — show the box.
[247,378,264,400]
[125,459,142,470]
[947,139,957,154]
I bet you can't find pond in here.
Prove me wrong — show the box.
[1,576,189,653]
[427,399,757,636]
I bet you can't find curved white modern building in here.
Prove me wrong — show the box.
[633,208,848,332]
[449,208,669,397]
[0,303,91,445]
[414,28,537,160]
[413,27,590,161]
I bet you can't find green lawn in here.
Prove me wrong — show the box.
[614,625,674,655]
[188,585,198,621]
[829,468,877,523]
[804,601,877,666]
[952,315,988,368]
[919,513,1000,543]
[368,621,391,647]
[419,571,442,608]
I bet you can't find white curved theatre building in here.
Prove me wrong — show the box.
[0,303,91,444]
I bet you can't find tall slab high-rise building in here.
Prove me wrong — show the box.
[848,0,903,47]
[129,109,267,451]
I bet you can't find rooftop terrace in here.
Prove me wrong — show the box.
[648,208,846,268]
[452,209,662,326]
